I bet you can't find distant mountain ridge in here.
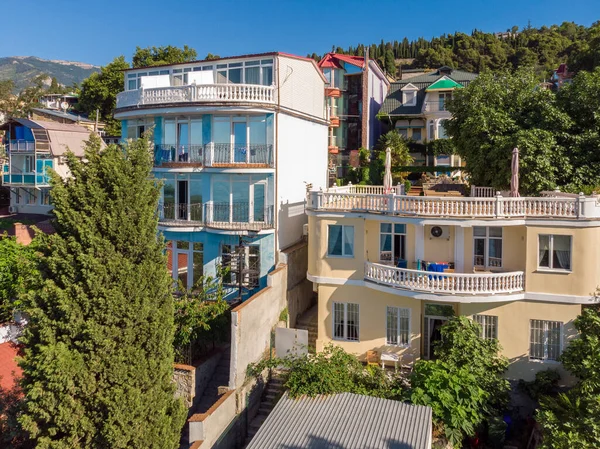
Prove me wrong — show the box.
[0,56,99,92]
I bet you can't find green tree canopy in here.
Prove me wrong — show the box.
[18,135,187,448]
[132,45,198,68]
[445,68,572,194]
[77,56,130,136]
[0,236,41,322]
[537,306,600,448]
[409,316,510,448]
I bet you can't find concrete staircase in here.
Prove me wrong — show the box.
[295,305,318,352]
[408,185,423,196]
[243,371,286,448]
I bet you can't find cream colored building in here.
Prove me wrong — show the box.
[306,186,600,381]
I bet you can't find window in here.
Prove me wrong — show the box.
[473,227,503,268]
[396,128,408,139]
[333,302,359,341]
[403,90,416,106]
[40,189,50,205]
[437,119,448,139]
[380,223,406,265]
[530,320,562,361]
[411,128,422,142]
[327,225,354,257]
[221,244,260,289]
[473,315,498,340]
[438,92,452,111]
[386,306,410,346]
[539,235,572,270]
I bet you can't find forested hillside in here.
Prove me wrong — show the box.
[311,21,600,76]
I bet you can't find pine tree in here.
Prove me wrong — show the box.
[18,135,187,448]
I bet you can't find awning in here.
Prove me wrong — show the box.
[395,119,425,129]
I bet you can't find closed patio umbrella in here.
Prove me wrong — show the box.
[510,147,520,197]
[384,147,393,194]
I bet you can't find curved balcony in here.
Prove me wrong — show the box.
[116,83,276,109]
[306,188,600,220]
[364,261,524,296]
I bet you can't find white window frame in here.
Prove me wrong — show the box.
[473,314,498,340]
[379,222,406,264]
[529,319,563,362]
[332,302,359,342]
[401,83,418,106]
[327,225,354,258]
[538,234,572,272]
[473,226,503,269]
[386,306,411,347]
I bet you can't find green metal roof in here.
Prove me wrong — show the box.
[425,78,463,91]
[380,68,478,117]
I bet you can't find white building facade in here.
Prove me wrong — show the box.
[114,52,328,299]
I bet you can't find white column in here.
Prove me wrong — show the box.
[454,226,465,273]
[415,224,425,265]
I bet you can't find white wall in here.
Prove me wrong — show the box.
[229,265,288,390]
[277,56,326,121]
[276,112,327,250]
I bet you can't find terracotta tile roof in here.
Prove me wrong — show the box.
[0,342,22,391]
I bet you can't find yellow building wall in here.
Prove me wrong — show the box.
[316,284,422,365]
[459,301,580,382]
[308,216,365,280]
[525,226,600,297]
[317,283,581,382]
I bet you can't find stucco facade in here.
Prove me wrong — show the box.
[307,195,600,381]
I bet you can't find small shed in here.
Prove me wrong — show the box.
[246,392,432,449]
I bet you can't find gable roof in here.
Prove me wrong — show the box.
[318,53,365,69]
[246,392,432,449]
[426,77,464,91]
[381,67,477,117]
[31,108,96,124]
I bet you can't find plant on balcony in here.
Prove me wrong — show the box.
[173,268,230,365]
[17,135,187,448]
[409,317,510,448]
[537,306,600,448]
[369,131,413,185]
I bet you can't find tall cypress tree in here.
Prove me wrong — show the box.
[18,135,187,448]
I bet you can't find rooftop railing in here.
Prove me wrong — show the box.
[116,83,276,109]
[365,261,524,295]
[307,188,600,219]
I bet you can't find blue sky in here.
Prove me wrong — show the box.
[2,0,599,66]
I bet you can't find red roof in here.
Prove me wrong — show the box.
[556,63,568,74]
[318,53,365,70]
[0,342,22,391]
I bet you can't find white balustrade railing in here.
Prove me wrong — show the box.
[326,184,404,195]
[471,185,496,197]
[116,83,276,108]
[364,262,525,295]
[306,189,600,219]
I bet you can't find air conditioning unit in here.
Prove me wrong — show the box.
[8,205,17,214]
[302,223,309,236]
[430,225,450,239]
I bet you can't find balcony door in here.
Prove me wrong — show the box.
[177,122,189,162]
[177,180,188,220]
[233,121,247,163]
[423,304,454,359]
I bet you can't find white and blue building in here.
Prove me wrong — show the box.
[114,52,328,299]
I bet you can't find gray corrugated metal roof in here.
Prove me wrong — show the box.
[381,68,478,117]
[246,392,432,449]
[31,108,94,123]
